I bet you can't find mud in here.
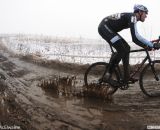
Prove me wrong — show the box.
[0,47,160,130]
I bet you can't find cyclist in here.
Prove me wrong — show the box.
[98,4,155,87]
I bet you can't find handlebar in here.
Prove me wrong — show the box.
[151,36,160,43]
[151,36,160,49]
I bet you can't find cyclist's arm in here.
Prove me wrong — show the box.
[130,16,153,48]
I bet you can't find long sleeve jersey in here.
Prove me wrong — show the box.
[102,12,153,48]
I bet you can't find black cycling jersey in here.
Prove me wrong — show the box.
[99,12,153,48]
[103,13,133,32]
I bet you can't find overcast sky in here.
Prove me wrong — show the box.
[0,0,160,41]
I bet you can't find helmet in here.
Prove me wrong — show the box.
[134,4,148,14]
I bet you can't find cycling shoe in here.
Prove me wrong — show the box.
[109,79,121,88]
[102,73,111,83]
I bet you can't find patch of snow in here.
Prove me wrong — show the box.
[0,34,160,64]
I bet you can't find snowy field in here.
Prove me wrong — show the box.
[0,34,160,64]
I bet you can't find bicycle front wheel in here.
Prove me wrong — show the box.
[140,60,160,97]
[84,62,118,94]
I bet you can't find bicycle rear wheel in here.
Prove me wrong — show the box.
[84,62,118,95]
[139,60,160,97]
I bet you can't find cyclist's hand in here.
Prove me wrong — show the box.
[153,43,160,50]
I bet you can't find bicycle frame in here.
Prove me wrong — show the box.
[108,37,160,84]
[109,47,159,89]
[84,37,160,96]
[129,49,159,81]
[129,49,149,78]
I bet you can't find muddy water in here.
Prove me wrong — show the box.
[0,49,160,130]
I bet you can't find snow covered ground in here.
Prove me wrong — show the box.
[0,34,159,64]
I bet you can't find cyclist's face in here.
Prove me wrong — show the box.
[140,12,147,22]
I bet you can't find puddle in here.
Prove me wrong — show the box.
[37,75,116,100]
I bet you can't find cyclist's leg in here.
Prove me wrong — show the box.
[111,36,130,84]
[98,28,123,87]
[98,24,117,77]
[108,50,121,72]
[118,38,138,83]
[113,39,138,84]
[118,39,130,83]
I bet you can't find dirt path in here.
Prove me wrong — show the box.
[0,48,160,130]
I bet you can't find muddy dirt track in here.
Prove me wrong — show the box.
[0,47,160,130]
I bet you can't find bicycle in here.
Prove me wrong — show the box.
[84,37,160,97]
